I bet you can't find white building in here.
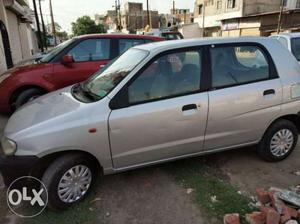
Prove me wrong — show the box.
[0,0,38,74]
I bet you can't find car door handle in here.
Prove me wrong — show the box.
[182,104,197,111]
[263,89,275,96]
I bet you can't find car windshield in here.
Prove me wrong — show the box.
[40,38,77,63]
[83,48,149,99]
[291,37,300,61]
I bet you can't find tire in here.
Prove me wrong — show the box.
[14,88,45,110]
[258,119,298,162]
[41,153,98,211]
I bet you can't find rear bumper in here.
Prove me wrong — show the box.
[0,155,39,187]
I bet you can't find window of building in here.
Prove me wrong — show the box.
[217,1,222,10]
[211,45,270,89]
[128,50,202,104]
[198,4,203,15]
[227,0,236,8]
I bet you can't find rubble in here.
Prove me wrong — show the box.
[224,187,300,224]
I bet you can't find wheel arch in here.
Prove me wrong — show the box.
[10,85,48,108]
[30,150,103,180]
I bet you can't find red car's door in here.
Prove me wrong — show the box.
[52,38,111,89]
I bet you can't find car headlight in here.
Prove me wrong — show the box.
[1,137,17,155]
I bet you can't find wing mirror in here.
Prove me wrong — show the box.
[61,55,74,65]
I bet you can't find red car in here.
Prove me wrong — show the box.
[0,34,163,113]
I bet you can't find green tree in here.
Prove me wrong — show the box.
[71,16,106,36]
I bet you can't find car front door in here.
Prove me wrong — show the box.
[109,48,209,168]
[52,38,111,89]
[204,43,283,151]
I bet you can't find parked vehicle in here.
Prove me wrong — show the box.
[2,37,300,210]
[270,33,300,63]
[144,30,184,40]
[0,34,163,113]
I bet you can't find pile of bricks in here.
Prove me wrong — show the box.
[224,188,300,224]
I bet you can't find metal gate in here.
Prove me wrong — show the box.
[0,20,13,69]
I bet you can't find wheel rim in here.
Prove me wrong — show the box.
[270,129,294,157]
[58,165,92,203]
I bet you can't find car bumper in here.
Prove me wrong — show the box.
[0,155,39,187]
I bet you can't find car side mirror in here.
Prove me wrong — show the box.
[61,55,74,65]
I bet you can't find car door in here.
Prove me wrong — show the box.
[204,43,283,151]
[52,38,111,89]
[108,48,209,168]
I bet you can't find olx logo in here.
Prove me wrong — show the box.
[7,176,48,218]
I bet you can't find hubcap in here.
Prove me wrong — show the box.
[58,165,92,203]
[270,129,294,157]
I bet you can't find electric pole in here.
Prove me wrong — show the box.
[277,0,285,34]
[146,0,150,27]
[117,0,121,30]
[38,0,47,50]
[49,0,57,45]
[32,0,44,52]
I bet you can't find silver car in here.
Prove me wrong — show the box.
[1,37,300,210]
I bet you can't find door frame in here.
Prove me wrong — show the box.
[0,20,13,69]
[109,45,211,110]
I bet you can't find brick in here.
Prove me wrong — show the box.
[266,209,280,224]
[246,212,266,224]
[298,209,300,221]
[280,214,291,224]
[286,207,298,218]
[261,206,277,217]
[285,220,298,224]
[257,188,271,204]
[223,213,240,224]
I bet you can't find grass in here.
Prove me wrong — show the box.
[165,158,254,224]
[22,187,100,224]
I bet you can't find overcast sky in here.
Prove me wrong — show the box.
[30,0,195,34]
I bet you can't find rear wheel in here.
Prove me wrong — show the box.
[14,88,45,110]
[41,153,98,210]
[258,119,298,162]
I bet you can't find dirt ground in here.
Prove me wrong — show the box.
[0,114,299,224]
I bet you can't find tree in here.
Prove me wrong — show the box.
[71,16,106,36]
[46,22,62,33]
[56,31,68,41]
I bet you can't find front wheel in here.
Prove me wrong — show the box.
[14,88,45,110]
[42,153,98,210]
[258,119,298,162]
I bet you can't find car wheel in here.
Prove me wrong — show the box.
[14,88,45,109]
[41,153,98,211]
[258,119,298,162]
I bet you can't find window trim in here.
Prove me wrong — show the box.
[110,46,206,110]
[208,42,279,91]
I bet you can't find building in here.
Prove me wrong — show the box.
[95,14,106,25]
[121,2,160,33]
[172,8,194,24]
[0,0,38,74]
[194,0,300,37]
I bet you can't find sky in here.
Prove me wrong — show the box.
[30,0,195,34]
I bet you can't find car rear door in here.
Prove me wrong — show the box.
[52,38,111,89]
[109,48,209,168]
[204,43,283,151]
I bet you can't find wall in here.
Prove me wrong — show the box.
[179,23,203,38]
[6,9,23,64]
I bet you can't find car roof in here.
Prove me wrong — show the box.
[134,36,274,52]
[75,33,163,41]
[272,33,300,39]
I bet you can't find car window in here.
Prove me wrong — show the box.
[119,39,145,54]
[128,50,202,104]
[68,39,110,62]
[291,37,300,61]
[211,45,270,89]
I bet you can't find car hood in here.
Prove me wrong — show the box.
[5,86,83,135]
[1,63,48,77]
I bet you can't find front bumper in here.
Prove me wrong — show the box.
[0,155,39,187]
